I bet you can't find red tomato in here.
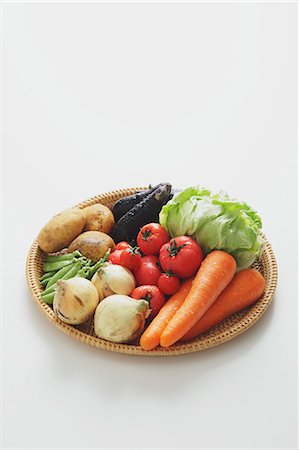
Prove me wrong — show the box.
[119,246,142,271]
[137,223,169,255]
[131,285,166,319]
[134,255,162,286]
[159,236,203,278]
[108,250,122,264]
[115,241,131,251]
[142,255,160,266]
[158,272,180,295]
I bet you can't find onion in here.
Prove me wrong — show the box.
[94,294,150,343]
[91,263,135,301]
[53,277,99,325]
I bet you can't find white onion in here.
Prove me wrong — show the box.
[53,277,99,325]
[91,263,135,301]
[94,294,150,343]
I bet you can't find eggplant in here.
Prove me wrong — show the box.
[112,183,165,222]
[110,183,172,243]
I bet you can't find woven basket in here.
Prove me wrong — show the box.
[26,187,278,356]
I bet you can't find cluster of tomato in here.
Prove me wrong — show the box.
[109,223,203,319]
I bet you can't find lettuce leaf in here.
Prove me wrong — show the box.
[159,186,264,270]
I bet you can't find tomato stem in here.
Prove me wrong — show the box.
[167,240,186,257]
[126,245,140,255]
[142,292,153,303]
[165,269,176,277]
[156,260,162,270]
[141,229,151,241]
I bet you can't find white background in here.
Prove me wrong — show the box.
[2,2,298,449]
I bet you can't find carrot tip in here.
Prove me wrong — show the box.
[159,334,173,348]
[139,336,159,351]
[140,343,156,351]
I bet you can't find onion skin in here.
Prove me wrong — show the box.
[91,264,136,301]
[53,277,99,325]
[94,295,149,343]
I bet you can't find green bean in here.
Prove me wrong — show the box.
[40,271,57,287]
[40,274,55,286]
[87,250,111,279]
[43,259,75,273]
[76,266,91,279]
[61,260,85,281]
[42,261,85,296]
[40,271,56,281]
[40,278,52,287]
[87,263,103,279]
[41,285,56,297]
[45,250,82,263]
[41,292,55,304]
[46,262,77,288]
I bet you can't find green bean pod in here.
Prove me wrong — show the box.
[41,261,85,297]
[43,259,75,273]
[76,266,91,279]
[45,250,82,263]
[40,271,56,282]
[60,260,86,281]
[41,291,55,304]
[41,285,57,297]
[40,278,53,287]
[46,262,78,289]
[40,273,55,286]
[87,250,111,279]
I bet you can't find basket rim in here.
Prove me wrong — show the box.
[25,187,278,357]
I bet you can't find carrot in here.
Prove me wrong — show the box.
[180,268,266,341]
[160,250,237,348]
[139,278,194,351]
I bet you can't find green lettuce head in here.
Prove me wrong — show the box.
[159,186,264,270]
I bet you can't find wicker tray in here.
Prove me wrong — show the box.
[26,187,278,356]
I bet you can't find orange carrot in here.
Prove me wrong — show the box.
[160,250,236,348]
[181,268,266,342]
[140,278,194,351]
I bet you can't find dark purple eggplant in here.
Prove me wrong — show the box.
[110,183,172,243]
[112,183,165,222]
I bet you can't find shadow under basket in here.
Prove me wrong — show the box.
[26,187,278,356]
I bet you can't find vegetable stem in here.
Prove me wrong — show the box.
[87,250,111,279]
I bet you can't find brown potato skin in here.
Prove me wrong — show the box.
[83,204,115,234]
[68,231,115,262]
[37,207,86,253]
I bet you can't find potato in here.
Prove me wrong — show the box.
[83,204,115,234]
[68,231,115,262]
[38,207,86,253]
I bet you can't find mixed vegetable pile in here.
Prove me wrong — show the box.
[37,183,266,350]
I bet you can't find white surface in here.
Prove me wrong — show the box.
[2,2,298,450]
